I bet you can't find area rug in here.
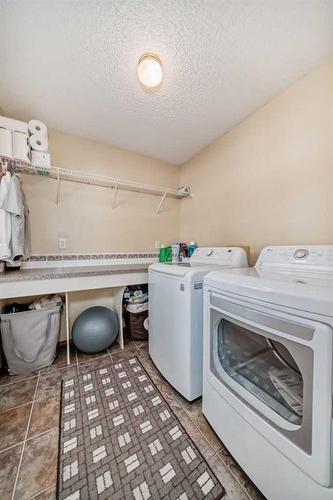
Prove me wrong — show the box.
[57,356,225,499]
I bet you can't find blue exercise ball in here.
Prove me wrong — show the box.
[72,306,119,353]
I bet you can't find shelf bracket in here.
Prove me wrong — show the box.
[55,168,61,206]
[156,190,168,214]
[112,182,118,210]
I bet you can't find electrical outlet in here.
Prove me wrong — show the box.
[58,238,66,250]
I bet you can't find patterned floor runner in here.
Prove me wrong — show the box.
[57,356,225,499]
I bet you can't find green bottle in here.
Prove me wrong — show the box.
[159,245,172,262]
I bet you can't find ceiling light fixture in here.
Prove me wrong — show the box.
[137,54,163,89]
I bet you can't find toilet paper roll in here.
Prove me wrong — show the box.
[13,132,30,162]
[28,119,47,137]
[0,128,13,158]
[0,116,28,134]
[29,134,48,152]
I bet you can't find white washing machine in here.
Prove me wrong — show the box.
[148,247,248,401]
[203,245,333,500]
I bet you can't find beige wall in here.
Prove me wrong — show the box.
[23,131,180,254]
[20,57,333,260]
[179,57,333,264]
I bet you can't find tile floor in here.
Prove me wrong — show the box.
[0,339,264,500]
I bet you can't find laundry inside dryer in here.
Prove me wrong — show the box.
[216,320,303,425]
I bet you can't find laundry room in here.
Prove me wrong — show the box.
[0,2,332,500]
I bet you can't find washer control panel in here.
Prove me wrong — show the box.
[293,248,309,260]
[190,247,248,267]
[257,245,333,270]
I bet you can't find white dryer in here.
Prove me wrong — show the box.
[203,245,333,500]
[148,247,248,401]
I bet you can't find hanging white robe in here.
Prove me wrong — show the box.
[2,174,32,264]
[0,171,11,260]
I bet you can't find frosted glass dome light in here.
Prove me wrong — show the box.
[137,54,163,89]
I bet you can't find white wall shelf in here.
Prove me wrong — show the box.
[15,162,190,213]
[16,163,189,198]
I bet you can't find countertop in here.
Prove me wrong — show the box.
[0,263,149,283]
[0,262,151,348]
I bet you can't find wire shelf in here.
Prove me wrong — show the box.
[15,162,190,199]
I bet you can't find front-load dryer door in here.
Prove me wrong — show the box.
[206,291,332,487]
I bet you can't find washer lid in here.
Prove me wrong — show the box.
[149,263,247,282]
[149,262,193,277]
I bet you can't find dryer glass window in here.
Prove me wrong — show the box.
[217,319,303,425]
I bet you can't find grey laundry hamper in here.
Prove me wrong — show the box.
[0,305,62,375]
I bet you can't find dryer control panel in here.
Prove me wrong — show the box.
[256,245,333,272]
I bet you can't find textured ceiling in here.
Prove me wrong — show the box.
[0,0,333,165]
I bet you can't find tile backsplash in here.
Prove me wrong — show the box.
[27,252,158,262]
